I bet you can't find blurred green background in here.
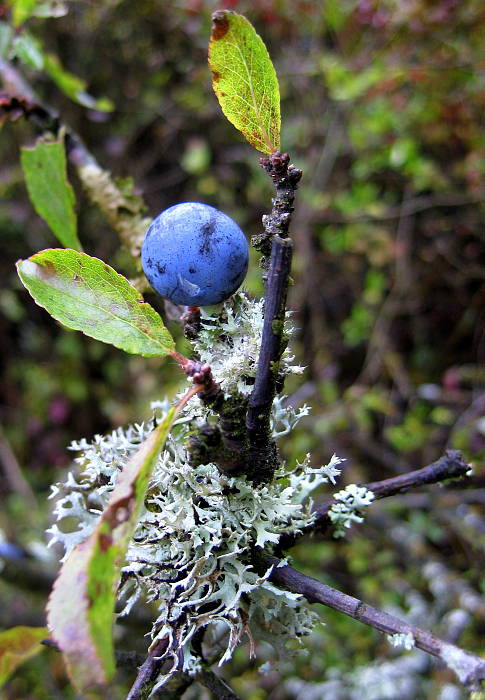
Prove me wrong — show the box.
[0,1,483,697]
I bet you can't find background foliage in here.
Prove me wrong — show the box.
[0,1,483,697]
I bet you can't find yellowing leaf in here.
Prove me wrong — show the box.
[47,401,188,690]
[0,626,48,687]
[209,10,280,154]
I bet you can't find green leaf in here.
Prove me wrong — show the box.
[11,33,44,69]
[9,0,39,26]
[43,52,114,112]
[0,23,14,59]
[47,404,184,690]
[0,626,48,687]
[16,249,175,357]
[208,10,280,154]
[323,0,348,31]
[8,27,112,111]
[21,135,80,249]
[9,0,68,25]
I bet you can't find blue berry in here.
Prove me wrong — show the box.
[142,202,249,306]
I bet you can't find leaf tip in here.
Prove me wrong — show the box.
[211,10,231,41]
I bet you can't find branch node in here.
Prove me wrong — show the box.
[181,305,201,339]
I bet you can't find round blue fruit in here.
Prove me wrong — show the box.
[142,202,249,306]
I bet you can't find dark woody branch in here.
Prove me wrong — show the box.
[246,234,293,482]
[251,151,302,271]
[265,557,485,692]
[349,448,471,500]
[126,634,240,699]
[245,152,302,483]
[278,449,471,551]
[126,638,171,700]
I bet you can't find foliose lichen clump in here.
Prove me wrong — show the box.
[47,292,344,685]
[195,291,305,396]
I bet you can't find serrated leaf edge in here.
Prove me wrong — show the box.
[16,249,174,357]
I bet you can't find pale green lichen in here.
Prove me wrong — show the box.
[328,484,375,538]
[440,643,484,688]
[387,632,415,651]
[194,292,304,397]
[48,408,343,682]
[77,162,151,259]
[47,292,342,686]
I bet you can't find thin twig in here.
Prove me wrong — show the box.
[318,191,485,224]
[266,557,485,692]
[126,638,169,700]
[0,424,37,507]
[196,669,241,699]
[355,187,415,394]
[126,641,193,699]
[354,449,471,500]
[0,553,55,593]
[41,638,146,671]
[278,449,471,550]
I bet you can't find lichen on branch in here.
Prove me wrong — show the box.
[48,384,344,686]
[76,162,152,262]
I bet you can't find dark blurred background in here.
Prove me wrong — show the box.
[0,1,483,698]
